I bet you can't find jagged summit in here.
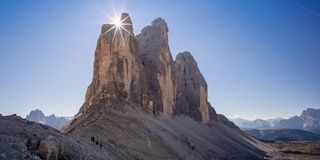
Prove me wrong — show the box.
[175,51,218,123]
[120,12,132,25]
[79,13,216,123]
[26,109,69,129]
[59,13,272,159]
[101,12,133,35]
[151,17,167,25]
[137,16,175,117]
[275,108,320,134]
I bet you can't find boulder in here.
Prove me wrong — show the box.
[37,135,67,160]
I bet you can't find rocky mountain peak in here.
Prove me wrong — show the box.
[26,109,45,122]
[151,17,168,32]
[26,109,69,129]
[120,13,132,24]
[301,108,320,119]
[175,51,217,123]
[79,13,149,115]
[274,108,320,134]
[56,13,270,159]
[76,13,221,124]
[120,12,133,33]
[137,16,175,117]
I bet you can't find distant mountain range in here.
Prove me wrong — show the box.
[230,118,282,130]
[275,108,320,135]
[242,128,320,141]
[26,109,71,128]
[230,108,320,135]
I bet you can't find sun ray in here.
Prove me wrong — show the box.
[94,0,148,44]
[121,0,127,14]
[92,3,116,23]
[111,1,118,21]
[119,26,126,45]
[100,25,117,37]
[296,2,320,17]
[112,27,118,43]
[120,26,135,37]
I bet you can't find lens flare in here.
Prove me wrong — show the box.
[114,18,122,27]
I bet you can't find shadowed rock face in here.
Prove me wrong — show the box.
[137,17,176,116]
[175,52,217,123]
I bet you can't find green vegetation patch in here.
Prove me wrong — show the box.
[270,141,320,159]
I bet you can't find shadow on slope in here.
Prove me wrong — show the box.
[60,98,272,159]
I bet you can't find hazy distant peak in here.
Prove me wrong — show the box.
[301,108,320,118]
[26,109,69,129]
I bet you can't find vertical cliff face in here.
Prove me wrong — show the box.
[136,18,176,116]
[175,52,217,123]
[78,13,218,122]
[79,13,149,114]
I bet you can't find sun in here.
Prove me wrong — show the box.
[95,1,136,43]
[114,18,122,28]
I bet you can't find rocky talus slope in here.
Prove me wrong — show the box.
[0,114,120,160]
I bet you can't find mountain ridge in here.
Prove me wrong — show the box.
[26,109,70,129]
[242,128,320,141]
[275,108,320,134]
[229,108,320,134]
[230,118,282,130]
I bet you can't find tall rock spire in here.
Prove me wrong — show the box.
[137,18,176,116]
[175,52,217,123]
[79,13,148,114]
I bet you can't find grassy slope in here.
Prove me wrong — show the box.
[270,141,320,160]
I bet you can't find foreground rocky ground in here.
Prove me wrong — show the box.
[4,110,319,160]
[0,114,120,160]
[1,105,275,160]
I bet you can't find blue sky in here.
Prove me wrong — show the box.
[0,0,319,120]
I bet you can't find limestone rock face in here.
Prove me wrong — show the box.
[78,13,217,122]
[137,18,176,116]
[175,52,217,123]
[79,13,149,114]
